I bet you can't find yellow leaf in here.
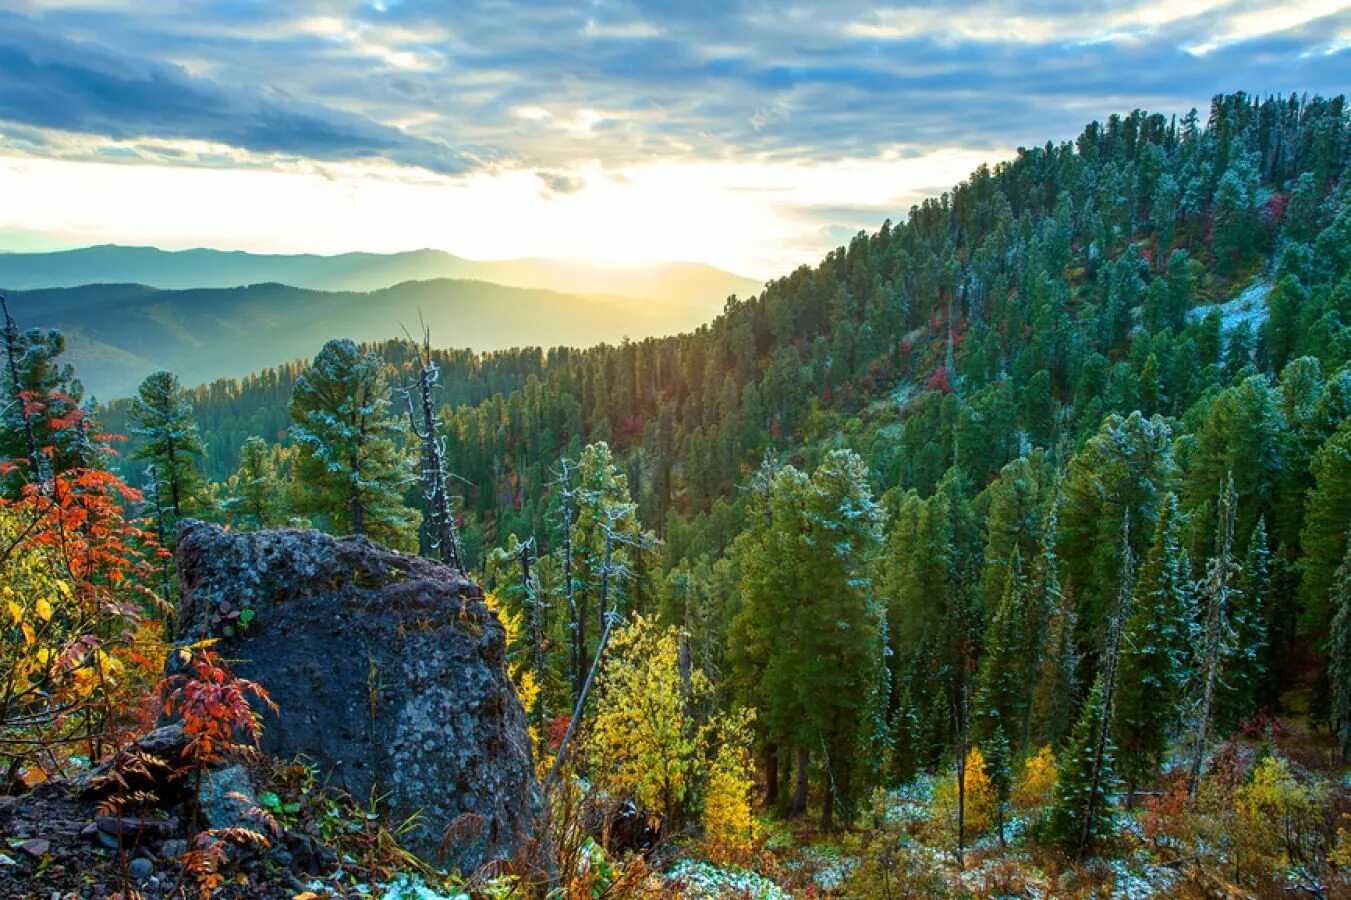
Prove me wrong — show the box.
[35,597,52,623]
[5,600,20,625]
[21,622,36,646]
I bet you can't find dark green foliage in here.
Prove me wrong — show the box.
[1330,545,1351,758]
[131,370,207,523]
[1112,494,1194,792]
[1045,676,1119,854]
[288,339,419,549]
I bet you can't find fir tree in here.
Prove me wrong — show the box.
[289,339,418,549]
[1045,675,1120,856]
[1112,493,1194,796]
[1218,517,1271,731]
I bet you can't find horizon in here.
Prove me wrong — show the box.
[1,1,1347,279]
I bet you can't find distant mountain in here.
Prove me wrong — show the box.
[0,245,763,308]
[3,279,712,399]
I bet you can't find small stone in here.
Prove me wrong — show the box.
[129,858,154,880]
[80,822,99,841]
[18,838,50,858]
[159,838,187,858]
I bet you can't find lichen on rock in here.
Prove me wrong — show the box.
[173,520,539,871]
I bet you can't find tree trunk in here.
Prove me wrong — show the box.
[764,744,779,807]
[166,433,181,519]
[791,747,809,817]
[821,776,835,832]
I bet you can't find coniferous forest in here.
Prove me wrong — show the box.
[3,92,1351,897]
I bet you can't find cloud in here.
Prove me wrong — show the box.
[537,171,587,194]
[2,1,1346,178]
[0,11,472,173]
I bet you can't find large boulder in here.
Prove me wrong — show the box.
[173,520,538,871]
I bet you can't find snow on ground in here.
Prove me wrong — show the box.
[664,859,791,899]
[1188,277,1271,335]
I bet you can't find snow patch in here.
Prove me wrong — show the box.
[1188,277,1271,335]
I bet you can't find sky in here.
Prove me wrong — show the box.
[0,1,1347,278]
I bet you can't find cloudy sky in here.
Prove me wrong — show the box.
[0,1,1347,277]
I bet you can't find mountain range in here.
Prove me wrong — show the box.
[2,279,719,400]
[0,245,762,306]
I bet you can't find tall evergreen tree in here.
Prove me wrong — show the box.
[1329,544,1351,760]
[1218,517,1271,731]
[1112,494,1194,796]
[1045,675,1120,856]
[225,435,284,530]
[974,548,1030,745]
[1189,475,1241,794]
[289,339,418,549]
[131,370,207,526]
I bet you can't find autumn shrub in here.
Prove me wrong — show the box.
[1011,745,1058,825]
[1232,755,1327,882]
[0,460,165,786]
[931,747,998,838]
[700,710,757,865]
[584,615,707,824]
[163,647,277,897]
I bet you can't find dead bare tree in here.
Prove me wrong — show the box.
[400,325,463,569]
[549,459,582,702]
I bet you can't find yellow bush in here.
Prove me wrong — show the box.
[701,710,757,865]
[1233,756,1325,878]
[931,747,997,836]
[1012,745,1058,812]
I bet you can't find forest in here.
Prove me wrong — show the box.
[3,91,1351,897]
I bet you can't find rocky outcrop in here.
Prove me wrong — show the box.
[173,520,538,871]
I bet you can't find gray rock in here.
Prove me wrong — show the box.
[17,838,49,858]
[172,520,538,871]
[128,858,154,880]
[197,764,265,832]
[159,839,188,859]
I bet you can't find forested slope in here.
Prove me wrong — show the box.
[70,92,1351,887]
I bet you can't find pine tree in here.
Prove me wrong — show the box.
[798,449,885,829]
[226,436,283,530]
[983,725,1013,847]
[1112,493,1194,796]
[131,370,207,526]
[1329,544,1351,760]
[289,339,418,549]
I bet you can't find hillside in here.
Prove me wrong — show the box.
[3,278,713,398]
[0,245,763,307]
[6,92,1351,897]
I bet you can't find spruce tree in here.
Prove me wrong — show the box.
[1112,493,1194,796]
[289,339,418,549]
[131,370,207,525]
[1218,517,1271,731]
[1045,675,1120,855]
